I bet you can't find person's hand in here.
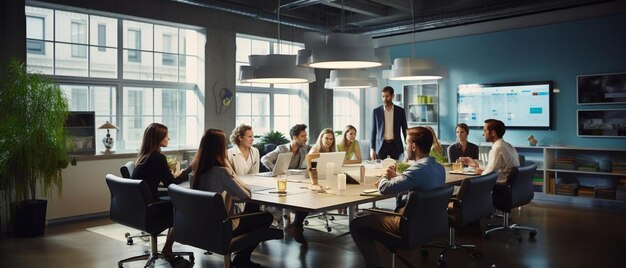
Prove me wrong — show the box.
[475,167,484,175]
[370,149,377,160]
[374,178,382,188]
[385,165,398,178]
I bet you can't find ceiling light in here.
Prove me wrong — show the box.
[238,0,315,84]
[324,69,378,89]
[388,0,446,81]
[297,32,382,69]
[239,54,315,84]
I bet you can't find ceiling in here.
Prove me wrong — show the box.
[172,0,618,37]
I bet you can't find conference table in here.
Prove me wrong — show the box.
[239,162,476,222]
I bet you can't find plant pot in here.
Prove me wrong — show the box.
[15,199,47,238]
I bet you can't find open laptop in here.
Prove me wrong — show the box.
[256,152,292,177]
[315,151,346,179]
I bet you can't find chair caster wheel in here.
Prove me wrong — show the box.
[189,255,195,262]
[127,238,134,245]
[204,251,212,255]
[326,227,332,232]
[529,231,537,238]
[329,216,335,221]
[437,259,446,267]
[303,220,309,225]
[420,249,428,257]
[124,232,130,238]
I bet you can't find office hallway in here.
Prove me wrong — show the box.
[1,200,625,268]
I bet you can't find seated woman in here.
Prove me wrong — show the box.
[131,123,190,264]
[337,125,362,164]
[286,128,337,245]
[190,128,273,268]
[227,124,260,175]
[447,123,479,163]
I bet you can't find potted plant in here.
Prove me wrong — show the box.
[256,130,289,154]
[0,59,71,237]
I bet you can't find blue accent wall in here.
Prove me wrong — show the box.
[389,13,626,149]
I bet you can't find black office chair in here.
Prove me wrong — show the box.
[363,186,454,268]
[484,164,539,241]
[105,174,193,268]
[118,161,152,245]
[168,184,284,268]
[436,172,498,263]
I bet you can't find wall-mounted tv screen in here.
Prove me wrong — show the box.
[457,81,553,129]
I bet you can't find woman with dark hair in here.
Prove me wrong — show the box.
[337,125,362,164]
[447,123,479,163]
[191,129,273,268]
[132,122,190,264]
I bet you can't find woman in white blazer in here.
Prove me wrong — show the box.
[227,124,260,175]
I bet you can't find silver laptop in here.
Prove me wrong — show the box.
[256,152,292,177]
[315,151,346,179]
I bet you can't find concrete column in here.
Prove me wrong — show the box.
[204,28,236,134]
[308,69,332,141]
[0,0,26,80]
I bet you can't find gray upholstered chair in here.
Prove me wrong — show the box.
[363,186,454,268]
[437,172,498,264]
[484,164,539,240]
[120,160,135,178]
[168,184,283,268]
[105,174,193,268]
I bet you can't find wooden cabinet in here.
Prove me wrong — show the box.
[65,112,95,155]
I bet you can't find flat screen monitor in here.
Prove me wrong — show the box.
[457,81,553,129]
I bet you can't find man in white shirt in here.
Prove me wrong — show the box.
[461,119,520,184]
[370,86,408,160]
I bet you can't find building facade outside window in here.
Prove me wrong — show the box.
[26,4,205,151]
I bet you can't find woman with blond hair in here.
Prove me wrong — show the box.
[227,124,260,175]
[337,125,362,164]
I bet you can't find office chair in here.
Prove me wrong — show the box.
[105,174,194,268]
[118,161,153,245]
[362,186,454,268]
[484,164,539,241]
[435,172,498,264]
[168,184,284,268]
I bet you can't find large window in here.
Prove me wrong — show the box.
[235,34,309,136]
[27,5,205,151]
[333,89,362,138]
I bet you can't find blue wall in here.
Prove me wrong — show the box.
[388,13,626,149]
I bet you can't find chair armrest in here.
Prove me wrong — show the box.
[450,197,462,204]
[362,208,405,219]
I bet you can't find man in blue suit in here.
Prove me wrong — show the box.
[370,86,408,160]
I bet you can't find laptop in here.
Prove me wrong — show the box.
[256,152,292,177]
[315,151,346,179]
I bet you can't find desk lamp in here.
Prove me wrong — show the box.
[99,121,118,153]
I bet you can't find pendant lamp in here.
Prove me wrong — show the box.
[238,1,315,84]
[297,32,382,69]
[388,0,446,80]
[324,69,378,89]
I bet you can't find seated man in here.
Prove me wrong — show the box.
[459,119,519,184]
[350,126,445,268]
[261,124,308,171]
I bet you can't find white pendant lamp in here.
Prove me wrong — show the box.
[388,0,446,81]
[324,69,378,89]
[297,32,382,69]
[238,0,315,84]
[239,54,315,84]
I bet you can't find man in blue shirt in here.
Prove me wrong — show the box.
[350,126,445,268]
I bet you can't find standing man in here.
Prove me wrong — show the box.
[460,119,520,184]
[350,126,445,268]
[370,86,408,160]
[261,124,309,171]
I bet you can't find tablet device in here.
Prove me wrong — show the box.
[344,172,360,184]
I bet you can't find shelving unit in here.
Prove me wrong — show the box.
[65,112,96,155]
[403,81,439,134]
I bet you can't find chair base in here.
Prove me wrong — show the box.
[483,212,537,241]
[117,234,194,268]
[304,212,346,232]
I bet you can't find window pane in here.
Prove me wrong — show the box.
[123,50,154,80]
[26,6,53,41]
[90,46,117,78]
[236,37,251,62]
[27,41,53,74]
[92,86,117,116]
[123,20,153,50]
[250,39,269,55]
[55,10,88,43]
[333,89,360,135]
[274,116,290,135]
[274,94,289,116]
[251,116,270,135]
[179,55,198,83]
[154,25,178,52]
[90,15,116,47]
[180,29,198,56]
[236,93,252,115]
[252,93,270,116]
[155,52,178,81]
[55,43,88,76]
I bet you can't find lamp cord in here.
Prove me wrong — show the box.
[410,0,415,58]
[277,0,281,54]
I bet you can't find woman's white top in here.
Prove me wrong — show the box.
[227,145,260,175]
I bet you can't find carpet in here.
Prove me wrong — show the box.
[86,223,166,246]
